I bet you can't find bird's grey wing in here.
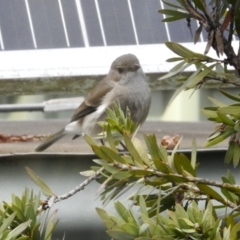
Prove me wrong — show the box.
[70,102,96,123]
[70,77,113,123]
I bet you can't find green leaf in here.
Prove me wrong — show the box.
[132,137,151,167]
[219,105,240,116]
[166,57,183,62]
[129,169,153,177]
[233,142,240,167]
[25,167,55,197]
[217,111,235,126]
[197,184,224,203]
[175,153,196,176]
[106,124,118,152]
[0,212,16,234]
[227,170,236,184]
[153,159,172,173]
[165,41,214,60]
[224,142,235,164]
[191,0,207,11]
[113,171,133,180]
[186,64,216,89]
[191,138,197,169]
[230,221,240,239]
[201,108,219,120]
[161,0,184,9]
[107,229,135,240]
[92,146,113,163]
[101,164,119,174]
[114,202,132,223]
[44,210,58,240]
[84,134,98,146]
[144,134,168,163]
[121,223,139,236]
[208,97,227,107]
[139,196,148,217]
[139,224,150,236]
[5,220,31,240]
[162,16,189,22]
[159,60,192,80]
[96,208,111,222]
[100,146,126,164]
[158,9,189,16]
[204,127,234,147]
[123,134,144,166]
[166,65,202,106]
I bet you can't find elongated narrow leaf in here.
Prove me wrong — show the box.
[121,223,138,236]
[201,109,219,120]
[106,125,117,152]
[123,133,144,166]
[191,138,197,169]
[113,171,132,180]
[217,111,235,126]
[208,97,226,107]
[143,134,167,161]
[107,229,135,240]
[25,167,55,197]
[96,207,111,222]
[84,134,98,146]
[167,63,201,106]
[165,41,214,60]
[219,106,240,116]
[114,201,132,223]
[91,145,113,163]
[233,143,240,167]
[44,210,59,240]
[186,64,216,89]
[132,137,151,167]
[166,57,183,62]
[0,212,16,234]
[219,89,240,102]
[204,128,234,147]
[159,61,191,80]
[230,221,240,239]
[158,9,189,18]
[161,0,184,9]
[197,184,225,203]
[100,146,126,164]
[5,220,31,240]
[162,16,187,22]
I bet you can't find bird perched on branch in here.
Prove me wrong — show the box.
[35,53,151,152]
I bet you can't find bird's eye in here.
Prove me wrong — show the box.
[117,67,124,74]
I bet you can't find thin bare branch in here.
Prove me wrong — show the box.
[53,167,103,204]
[110,162,240,210]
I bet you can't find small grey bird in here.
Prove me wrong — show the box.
[35,54,151,152]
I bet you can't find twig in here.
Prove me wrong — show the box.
[112,162,240,210]
[203,76,240,87]
[53,167,103,204]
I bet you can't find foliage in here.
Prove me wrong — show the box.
[80,105,240,240]
[0,188,58,240]
[159,0,240,165]
[23,104,240,239]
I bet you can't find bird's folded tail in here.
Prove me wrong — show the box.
[34,129,66,152]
